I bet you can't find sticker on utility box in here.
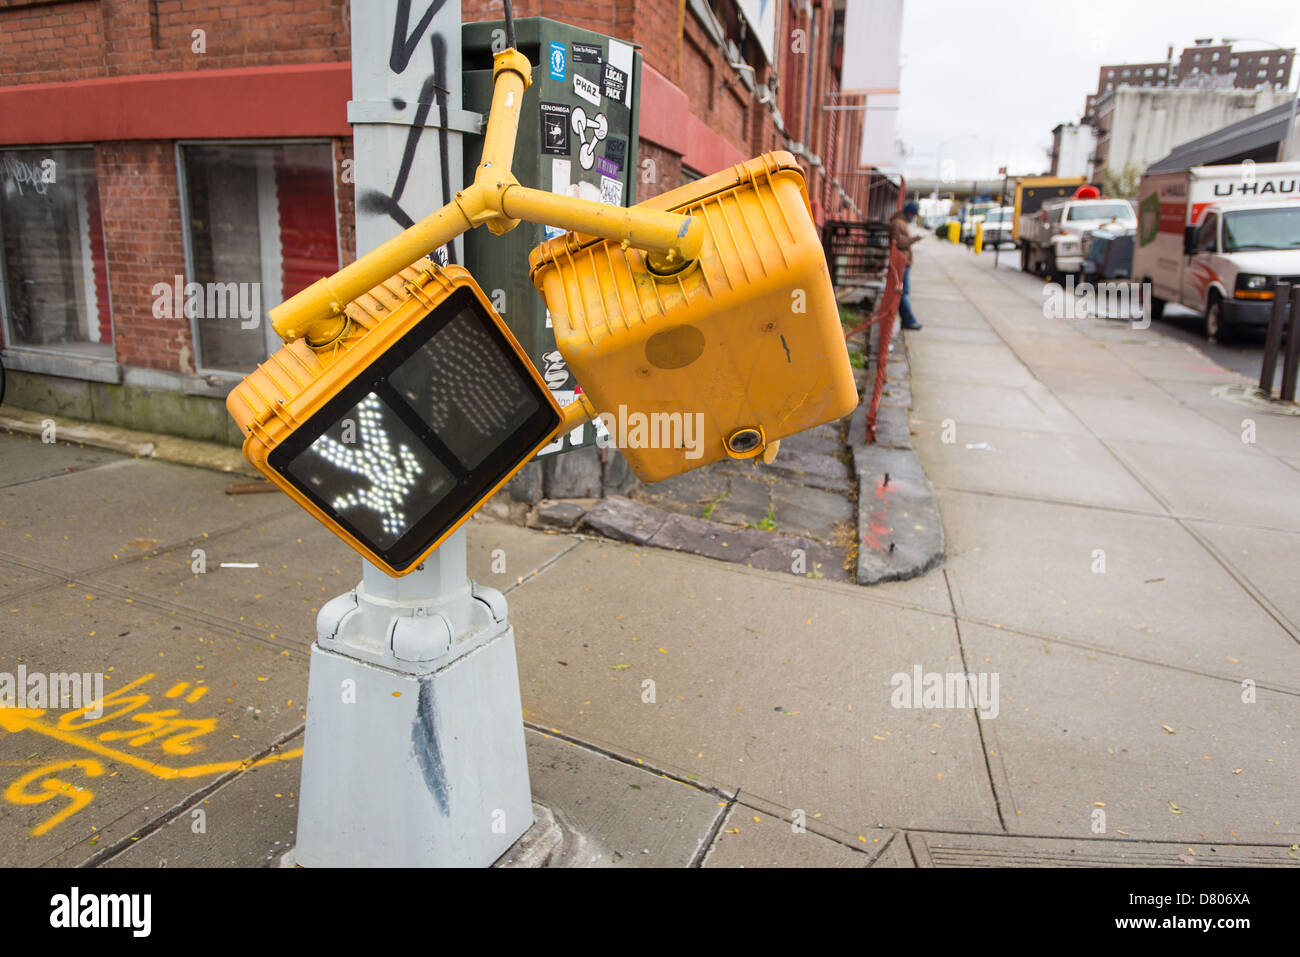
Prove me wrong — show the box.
[539,102,571,156]
[607,38,634,107]
[573,73,602,107]
[601,63,627,103]
[549,42,566,81]
[605,136,627,168]
[572,106,607,170]
[600,175,623,207]
[572,42,602,63]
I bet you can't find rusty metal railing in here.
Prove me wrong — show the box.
[843,245,907,443]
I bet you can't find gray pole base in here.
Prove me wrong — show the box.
[294,530,533,867]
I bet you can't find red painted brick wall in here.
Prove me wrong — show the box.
[0,0,351,86]
[461,0,614,37]
[333,137,356,265]
[94,140,192,372]
[634,140,681,201]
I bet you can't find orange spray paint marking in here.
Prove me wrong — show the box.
[5,759,104,837]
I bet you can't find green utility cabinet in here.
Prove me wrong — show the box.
[462,17,642,455]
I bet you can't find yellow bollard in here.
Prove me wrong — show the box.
[947,220,959,243]
[973,222,983,254]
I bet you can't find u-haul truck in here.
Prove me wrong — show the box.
[1132,162,1300,339]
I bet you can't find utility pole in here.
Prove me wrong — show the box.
[293,0,533,867]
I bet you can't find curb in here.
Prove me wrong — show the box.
[0,406,257,477]
[848,333,946,584]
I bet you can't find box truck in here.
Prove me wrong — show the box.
[1132,162,1300,339]
[1011,175,1088,243]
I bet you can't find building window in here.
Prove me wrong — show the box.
[0,147,112,359]
[179,142,339,375]
[1261,56,1269,64]
[1230,58,1239,67]
[1212,52,1219,61]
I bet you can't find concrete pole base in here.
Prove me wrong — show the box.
[294,531,532,867]
[294,630,532,866]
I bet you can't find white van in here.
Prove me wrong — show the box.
[1132,163,1300,339]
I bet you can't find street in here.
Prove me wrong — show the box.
[985,241,1288,381]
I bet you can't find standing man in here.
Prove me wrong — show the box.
[890,200,924,331]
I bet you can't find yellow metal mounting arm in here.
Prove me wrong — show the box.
[271,48,703,348]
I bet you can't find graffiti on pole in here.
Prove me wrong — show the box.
[352,1,465,263]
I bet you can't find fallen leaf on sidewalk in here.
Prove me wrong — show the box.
[1169,801,1182,814]
[1161,724,1176,734]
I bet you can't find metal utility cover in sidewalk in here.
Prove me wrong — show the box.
[906,832,1300,867]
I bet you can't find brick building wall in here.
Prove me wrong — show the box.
[1,0,350,84]
[462,0,872,216]
[0,0,879,442]
[96,140,191,373]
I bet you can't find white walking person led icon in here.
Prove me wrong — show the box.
[312,393,426,540]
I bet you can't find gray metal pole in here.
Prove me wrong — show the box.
[294,0,533,867]
[1260,281,1290,395]
[1281,285,1300,403]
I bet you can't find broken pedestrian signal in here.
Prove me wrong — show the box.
[227,262,562,576]
[528,151,858,482]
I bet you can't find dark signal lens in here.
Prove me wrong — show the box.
[389,308,541,470]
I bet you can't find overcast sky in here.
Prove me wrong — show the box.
[896,0,1300,182]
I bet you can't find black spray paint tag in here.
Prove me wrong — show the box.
[605,136,627,167]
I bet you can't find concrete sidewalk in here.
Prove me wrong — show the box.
[1,237,1297,866]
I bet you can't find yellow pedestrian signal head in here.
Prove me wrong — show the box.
[528,151,856,483]
[227,262,562,576]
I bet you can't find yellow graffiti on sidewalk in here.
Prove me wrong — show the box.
[5,760,104,836]
[1,673,302,837]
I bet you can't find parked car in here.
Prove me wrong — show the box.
[1082,227,1136,281]
[961,201,999,245]
[979,206,1015,249]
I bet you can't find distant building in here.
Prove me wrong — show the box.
[1148,97,1300,171]
[1091,87,1290,180]
[1083,40,1294,122]
[1049,123,1096,179]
